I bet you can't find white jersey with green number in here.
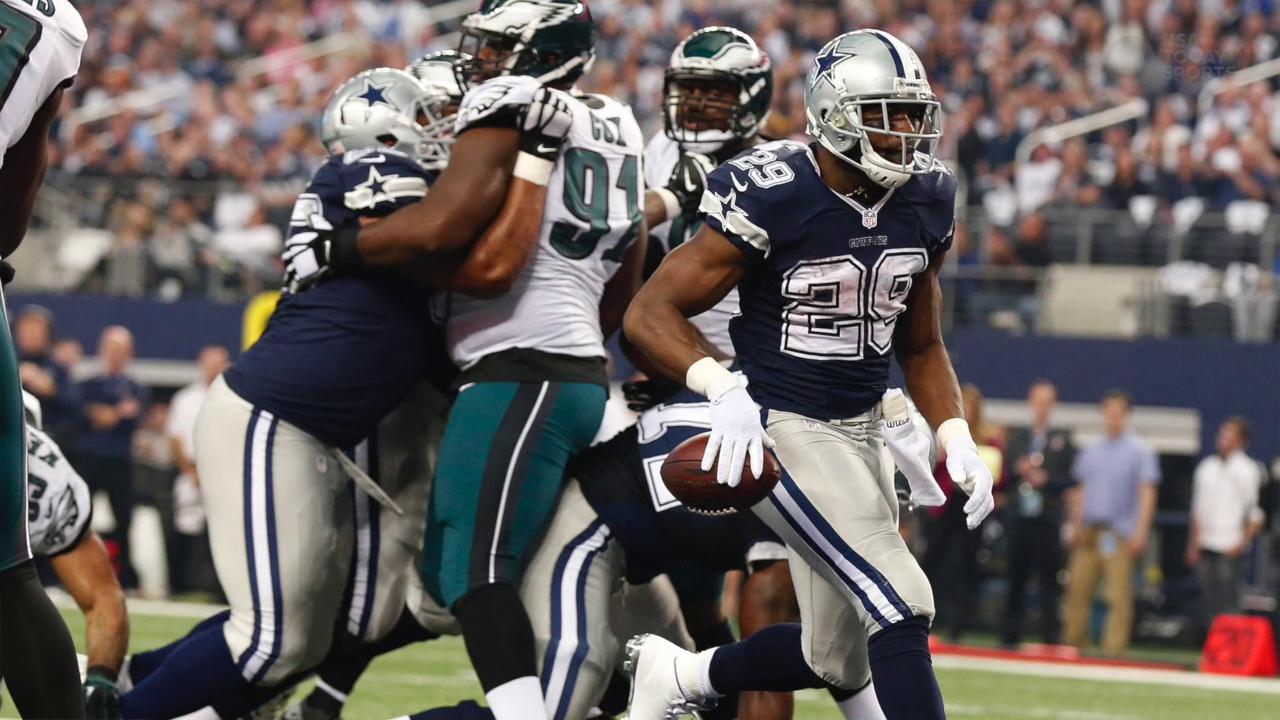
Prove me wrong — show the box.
[445,75,645,369]
[0,0,84,167]
[642,131,738,358]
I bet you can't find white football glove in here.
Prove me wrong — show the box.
[701,377,775,487]
[282,213,335,293]
[943,435,996,530]
[518,86,576,163]
[881,389,946,508]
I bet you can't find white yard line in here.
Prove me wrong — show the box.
[933,654,1280,695]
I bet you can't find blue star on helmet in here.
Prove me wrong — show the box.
[813,41,858,89]
[357,80,393,107]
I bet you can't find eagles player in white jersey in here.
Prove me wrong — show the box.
[281,3,648,717]
[624,30,995,720]
[639,27,771,362]
[20,394,128,719]
[0,0,86,715]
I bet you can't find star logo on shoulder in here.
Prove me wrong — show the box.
[357,80,393,107]
[813,42,857,90]
[344,166,403,210]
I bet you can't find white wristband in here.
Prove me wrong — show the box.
[513,152,555,186]
[685,356,736,401]
[936,417,974,449]
[652,187,683,223]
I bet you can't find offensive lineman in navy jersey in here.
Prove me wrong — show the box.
[623,30,995,720]
[119,65,574,719]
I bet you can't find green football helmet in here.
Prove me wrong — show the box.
[455,0,596,88]
[664,27,773,154]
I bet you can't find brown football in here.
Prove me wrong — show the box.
[660,433,782,514]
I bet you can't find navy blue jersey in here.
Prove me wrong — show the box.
[572,387,780,584]
[224,149,448,449]
[700,140,956,419]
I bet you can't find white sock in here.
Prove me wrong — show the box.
[838,682,886,720]
[678,647,723,700]
[486,676,550,720]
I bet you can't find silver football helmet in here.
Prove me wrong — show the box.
[804,30,942,189]
[406,51,469,170]
[321,68,451,169]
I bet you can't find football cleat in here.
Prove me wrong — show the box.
[624,634,714,720]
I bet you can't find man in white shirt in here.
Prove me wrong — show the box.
[164,345,229,593]
[1186,416,1266,625]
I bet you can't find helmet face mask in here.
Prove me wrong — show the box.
[407,51,469,170]
[830,96,942,179]
[662,27,772,154]
[805,30,944,188]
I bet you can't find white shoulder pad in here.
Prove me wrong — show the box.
[454,75,540,134]
[22,390,42,430]
[26,426,91,557]
[643,132,680,189]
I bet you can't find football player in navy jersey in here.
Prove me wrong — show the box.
[118,65,573,720]
[623,30,995,720]
[281,3,653,718]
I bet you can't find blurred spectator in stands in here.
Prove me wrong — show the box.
[1001,379,1077,647]
[1050,138,1102,207]
[1064,390,1160,656]
[925,383,1005,643]
[984,101,1025,175]
[103,202,154,298]
[132,402,174,598]
[1016,143,1062,215]
[207,204,284,299]
[1102,147,1152,211]
[1133,99,1191,176]
[79,326,150,589]
[165,345,230,596]
[13,306,80,453]
[1186,417,1266,628]
[1156,143,1212,206]
[150,197,213,300]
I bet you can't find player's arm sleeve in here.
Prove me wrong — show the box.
[697,164,785,263]
[30,429,93,558]
[922,165,959,259]
[453,75,540,135]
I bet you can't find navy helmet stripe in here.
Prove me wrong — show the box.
[868,30,905,79]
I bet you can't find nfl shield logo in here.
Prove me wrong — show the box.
[862,211,878,229]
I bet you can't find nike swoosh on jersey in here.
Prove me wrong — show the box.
[731,174,749,192]
[536,144,558,155]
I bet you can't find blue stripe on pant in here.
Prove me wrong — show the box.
[236,409,285,683]
[540,519,612,720]
[767,469,913,628]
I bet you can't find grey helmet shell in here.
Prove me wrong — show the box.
[321,68,445,168]
[804,30,942,188]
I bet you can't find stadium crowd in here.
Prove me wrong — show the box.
[45,0,1280,303]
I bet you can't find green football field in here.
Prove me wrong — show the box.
[11,606,1278,720]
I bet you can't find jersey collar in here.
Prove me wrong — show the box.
[804,145,896,229]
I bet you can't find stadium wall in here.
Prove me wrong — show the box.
[11,293,1277,462]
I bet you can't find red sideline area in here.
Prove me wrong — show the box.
[928,637,1189,671]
